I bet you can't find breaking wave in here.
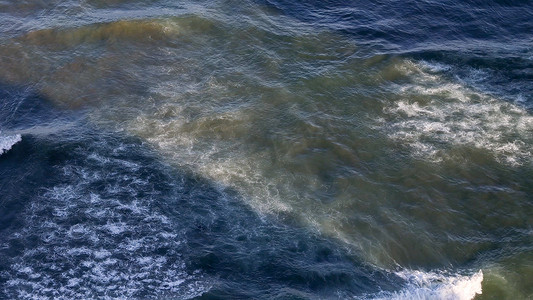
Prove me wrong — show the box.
[0,133,21,156]
[373,269,483,300]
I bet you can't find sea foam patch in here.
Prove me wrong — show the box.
[380,60,533,165]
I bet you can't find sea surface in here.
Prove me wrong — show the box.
[0,0,532,299]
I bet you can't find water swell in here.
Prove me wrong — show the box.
[261,0,533,51]
[0,15,220,107]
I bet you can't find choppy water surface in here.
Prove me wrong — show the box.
[1,0,532,299]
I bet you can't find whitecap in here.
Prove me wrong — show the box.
[373,269,483,300]
[0,133,21,155]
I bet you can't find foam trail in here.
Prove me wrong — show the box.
[0,132,21,155]
[373,270,483,300]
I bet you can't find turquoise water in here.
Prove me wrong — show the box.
[0,0,532,298]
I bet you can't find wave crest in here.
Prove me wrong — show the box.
[0,133,21,156]
[374,270,483,300]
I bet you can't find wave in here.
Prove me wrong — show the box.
[0,15,220,107]
[18,19,177,48]
[372,269,483,300]
[0,133,21,156]
[15,15,221,49]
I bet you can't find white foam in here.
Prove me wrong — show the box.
[418,61,452,73]
[1,148,210,299]
[380,60,533,165]
[0,133,21,155]
[373,269,483,300]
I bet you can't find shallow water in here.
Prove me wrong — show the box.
[0,0,532,299]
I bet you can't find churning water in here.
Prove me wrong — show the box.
[0,0,532,299]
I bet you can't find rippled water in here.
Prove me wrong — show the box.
[1,0,532,299]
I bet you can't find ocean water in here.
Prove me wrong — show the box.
[0,0,532,299]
